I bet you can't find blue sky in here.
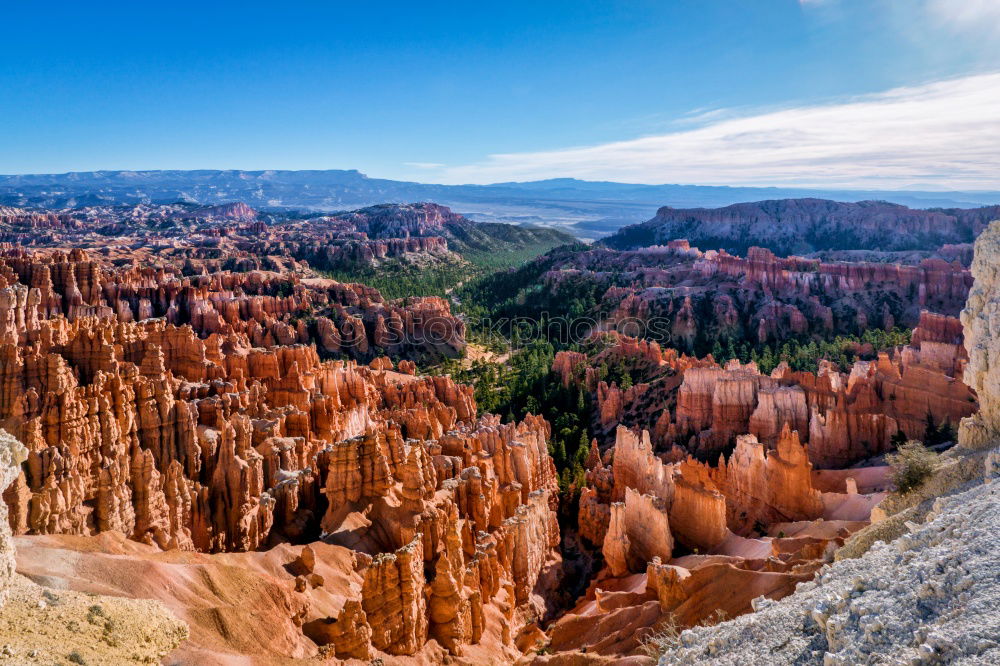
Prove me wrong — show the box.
[2,0,998,187]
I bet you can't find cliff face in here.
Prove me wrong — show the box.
[183,202,258,222]
[591,425,825,551]
[606,246,969,351]
[603,487,673,576]
[333,202,461,238]
[712,427,824,531]
[960,219,1000,449]
[604,198,1000,256]
[665,337,975,467]
[0,430,26,608]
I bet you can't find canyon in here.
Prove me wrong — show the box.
[0,244,559,662]
[0,199,995,665]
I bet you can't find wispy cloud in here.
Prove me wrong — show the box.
[433,72,1000,189]
[927,0,1000,35]
[403,162,446,169]
[804,0,1000,39]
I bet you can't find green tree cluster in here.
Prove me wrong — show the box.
[323,260,476,299]
[452,340,592,493]
[709,328,912,374]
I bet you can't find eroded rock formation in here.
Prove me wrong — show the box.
[0,237,561,661]
[557,321,975,475]
[524,238,971,359]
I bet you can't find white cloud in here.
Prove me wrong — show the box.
[433,72,1000,189]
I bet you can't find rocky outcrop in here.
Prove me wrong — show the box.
[331,202,459,238]
[522,237,971,359]
[611,427,674,502]
[0,326,559,660]
[593,425,828,548]
[0,248,466,361]
[183,202,258,222]
[603,487,673,576]
[960,220,1000,449]
[361,537,428,655]
[0,430,27,608]
[710,427,823,533]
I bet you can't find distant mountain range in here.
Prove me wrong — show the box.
[2,169,999,239]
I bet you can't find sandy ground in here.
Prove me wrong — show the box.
[0,574,187,665]
[463,343,510,367]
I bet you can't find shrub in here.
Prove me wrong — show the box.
[886,440,939,493]
[640,614,684,655]
[640,609,729,657]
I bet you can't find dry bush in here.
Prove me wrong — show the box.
[887,440,939,493]
[640,609,729,657]
[640,614,684,656]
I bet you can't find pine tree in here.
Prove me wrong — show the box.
[576,432,590,467]
[549,438,567,468]
[725,338,737,362]
[935,419,955,446]
[620,372,633,390]
[923,412,937,444]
